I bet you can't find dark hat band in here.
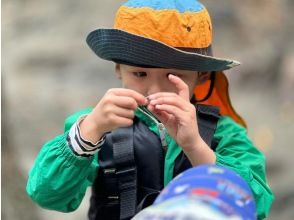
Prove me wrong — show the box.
[113,45,213,69]
[177,46,213,56]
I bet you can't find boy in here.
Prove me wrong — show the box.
[27,0,274,219]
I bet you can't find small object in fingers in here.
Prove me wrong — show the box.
[145,96,151,105]
[139,96,150,107]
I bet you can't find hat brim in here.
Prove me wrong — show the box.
[86,29,240,72]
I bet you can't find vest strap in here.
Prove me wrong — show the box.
[196,104,220,150]
[112,126,137,220]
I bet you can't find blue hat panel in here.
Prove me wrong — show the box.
[124,0,205,13]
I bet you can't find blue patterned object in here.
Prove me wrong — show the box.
[153,165,257,220]
[124,0,205,13]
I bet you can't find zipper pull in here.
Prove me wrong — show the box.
[158,123,168,152]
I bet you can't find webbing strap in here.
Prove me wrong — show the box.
[196,104,220,149]
[112,126,137,220]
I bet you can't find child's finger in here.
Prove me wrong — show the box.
[149,96,188,111]
[148,92,178,100]
[168,74,189,101]
[110,96,140,110]
[108,88,147,105]
[111,106,135,119]
[154,104,183,121]
[150,107,173,125]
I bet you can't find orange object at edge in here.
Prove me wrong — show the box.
[194,71,246,128]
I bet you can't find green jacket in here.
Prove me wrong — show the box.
[27,108,274,219]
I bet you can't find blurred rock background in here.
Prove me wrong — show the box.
[2,0,294,219]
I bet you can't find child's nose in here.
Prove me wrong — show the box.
[147,82,165,96]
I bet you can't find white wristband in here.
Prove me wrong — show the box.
[67,115,105,156]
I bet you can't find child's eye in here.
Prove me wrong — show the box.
[133,72,147,77]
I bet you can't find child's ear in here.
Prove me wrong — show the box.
[115,64,122,79]
[197,72,211,85]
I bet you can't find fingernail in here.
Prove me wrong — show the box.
[147,95,154,100]
[155,105,161,109]
[147,105,154,111]
[150,100,156,105]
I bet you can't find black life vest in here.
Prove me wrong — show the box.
[88,104,220,220]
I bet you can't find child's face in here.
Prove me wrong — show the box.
[116,64,200,99]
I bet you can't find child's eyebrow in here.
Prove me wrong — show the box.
[129,68,148,72]
[133,70,147,72]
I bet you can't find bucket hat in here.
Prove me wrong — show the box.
[86,0,246,126]
[134,165,257,220]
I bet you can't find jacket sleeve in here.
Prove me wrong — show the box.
[214,116,274,220]
[26,108,98,212]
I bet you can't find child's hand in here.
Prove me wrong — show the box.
[80,88,147,143]
[147,74,201,152]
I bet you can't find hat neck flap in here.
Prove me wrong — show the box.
[194,72,246,128]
